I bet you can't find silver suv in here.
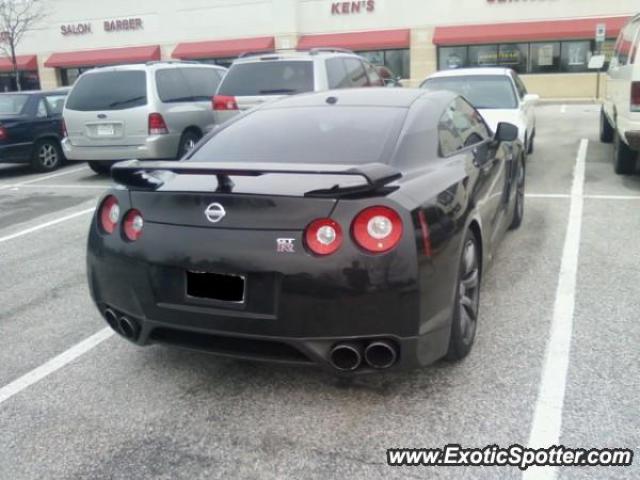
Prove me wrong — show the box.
[62,61,227,174]
[213,48,384,124]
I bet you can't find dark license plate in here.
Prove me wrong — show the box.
[186,271,245,303]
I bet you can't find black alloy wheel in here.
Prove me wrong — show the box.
[446,231,481,361]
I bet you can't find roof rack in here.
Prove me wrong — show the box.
[308,47,354,55]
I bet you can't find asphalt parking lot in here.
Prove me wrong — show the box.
[0,104,638,479]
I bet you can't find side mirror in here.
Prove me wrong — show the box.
[523,93,540,105]
[495,122,519,143]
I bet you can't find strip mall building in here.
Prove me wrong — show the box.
[6,0,639,98]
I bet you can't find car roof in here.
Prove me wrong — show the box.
[231,49,362,65]
[260,88,456,110]
[79,62,227,74]
[427,67,514,79]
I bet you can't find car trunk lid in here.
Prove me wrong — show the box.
[130,189,337,230]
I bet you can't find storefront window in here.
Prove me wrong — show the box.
[438,39,612,74]
[560,41,591,73]
[530,42,561,73]
[60,67,94,86]
[498,44,529,73]
[0,71,40,92]
[468,45,498,67]
[439,46,467,70]
[357,49,410,79]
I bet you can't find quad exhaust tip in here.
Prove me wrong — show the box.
[103,308,118,330]
[364,341,398,369]
[117,316,140,341]
[329,343,362,371]
[103,308,140,341]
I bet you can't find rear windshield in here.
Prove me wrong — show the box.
[156,67,223,103]
[0,94,29,114]
[66,71,147,111]
[422,75,517,109]
[190,106,406,165]
[217,61,314,96]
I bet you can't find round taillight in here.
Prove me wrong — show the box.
[123,209,144,242]
[305,218,343,256]
[352,206,403,254]
[99,195,120,234]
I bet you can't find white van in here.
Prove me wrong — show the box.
[601,14,640,174]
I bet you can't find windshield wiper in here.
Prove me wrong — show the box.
[258,89,297,95]
[108,96,146,108]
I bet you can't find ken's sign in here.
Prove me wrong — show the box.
[331,1,375,15]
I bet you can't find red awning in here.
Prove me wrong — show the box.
[297,29,411,51]
[0,55,38,72]
[172,36,275,59]
[44,46,161,68]
[433,16,631,45]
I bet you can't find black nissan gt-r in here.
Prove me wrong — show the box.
[87,88,525,374]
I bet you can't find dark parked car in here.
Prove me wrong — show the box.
[87,88,525,374]
[0,89,68,171]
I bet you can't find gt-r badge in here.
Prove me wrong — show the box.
[277,238,295,253]
[204,203,226,223]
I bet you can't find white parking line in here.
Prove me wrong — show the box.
[0,328,114,406]
[526,193,640,200]
[0,207,95,244]
[0,165,89,191]
[560,104,567,113]
[584,194,640,200]
[523,139,587,480]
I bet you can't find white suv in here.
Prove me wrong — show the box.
[601,14,640,175]
[213,48,384,124]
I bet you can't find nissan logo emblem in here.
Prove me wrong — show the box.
[204,203,226,223]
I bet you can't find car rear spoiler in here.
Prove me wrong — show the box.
[110,160,402,197]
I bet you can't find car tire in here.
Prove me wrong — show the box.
[509,155,525,230]
[31,139,63,172]
[177,130,201,158]
[613,131,637,175]
[88,161,115,175]
[445,229,481,362]
[600,109,614,144]
[527,130,534,155]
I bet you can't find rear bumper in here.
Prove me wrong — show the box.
[87,209,451,373]
[62,134,180,161]
[97,305,450,374]
[616,114,640,151]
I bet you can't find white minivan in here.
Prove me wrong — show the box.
[601,14,640,175]
[63,62,226,174]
